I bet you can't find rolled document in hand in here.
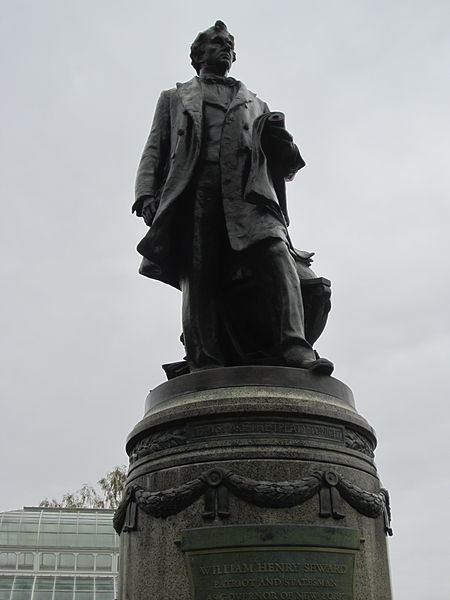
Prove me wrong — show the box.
[267,111,285,127]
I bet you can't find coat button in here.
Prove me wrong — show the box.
[177,129,184,136]
[243,124,249,131]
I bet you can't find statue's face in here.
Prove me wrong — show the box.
[200,31,234,73]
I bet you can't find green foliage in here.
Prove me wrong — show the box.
[39,466,127,509]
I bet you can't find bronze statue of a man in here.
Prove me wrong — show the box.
[133,20,333,375]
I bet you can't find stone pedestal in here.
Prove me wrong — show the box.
[116,367,392,600]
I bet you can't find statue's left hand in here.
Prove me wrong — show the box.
[262,122,304,176]
[142,197,159,227]
[266,126,294,145]
[263,125,297,165]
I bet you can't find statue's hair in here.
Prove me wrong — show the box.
[190,20,236,74]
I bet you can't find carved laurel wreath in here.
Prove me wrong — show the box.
[114,468,392,536]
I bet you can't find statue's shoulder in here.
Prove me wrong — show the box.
[158,86,177,98]
[155,83,188,108]
[238,82,267,107]
[174,77,199,91]
[158,77,200,102]
[245,86,259,98]
[156,78,197,99]
[175,77,199,91]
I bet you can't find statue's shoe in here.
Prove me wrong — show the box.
[300,357,334,375]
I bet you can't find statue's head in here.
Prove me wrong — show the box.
[190,20,236,75]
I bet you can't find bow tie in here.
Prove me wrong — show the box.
[200,75,238,87]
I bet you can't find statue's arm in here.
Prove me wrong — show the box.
[269,131,304,181]
[132,90,171,218]
[261,103,305,180]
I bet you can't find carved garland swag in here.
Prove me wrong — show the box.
[114,468,392,536]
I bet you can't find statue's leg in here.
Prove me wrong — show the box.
[248,238,317,366]
[179,163,228,370]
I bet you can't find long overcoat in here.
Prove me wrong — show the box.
[133,77,302,289]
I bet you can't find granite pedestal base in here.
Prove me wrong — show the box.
[116,367,392,600]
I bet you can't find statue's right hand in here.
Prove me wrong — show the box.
[141,197,159,226]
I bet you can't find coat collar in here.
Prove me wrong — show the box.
[176,76,256,126]
[176,77,202,128]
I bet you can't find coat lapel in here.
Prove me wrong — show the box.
[228,81,255,112]
[176,77,203,134]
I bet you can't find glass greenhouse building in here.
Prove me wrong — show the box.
[0,507,119,600]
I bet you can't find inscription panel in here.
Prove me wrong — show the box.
[181,526,359,600]
[188,549,355,600]
[189,420,345,443]
[128,420,352,463]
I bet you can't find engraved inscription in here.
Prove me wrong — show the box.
[187,549,355,600]
[190,421,345,443]
[128,420,347,462]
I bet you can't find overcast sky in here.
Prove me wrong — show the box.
[1,1,449,598]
